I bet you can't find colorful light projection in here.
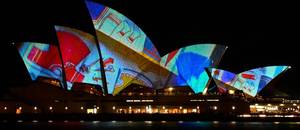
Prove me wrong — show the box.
[85,0,161,62]
[55,26,103,90]
[208,66,291,97]
[160,44,227,94]
[97,31,169,95]
[17,42,63,81]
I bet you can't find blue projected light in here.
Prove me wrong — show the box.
[160,44,227,94]
[208,66,291,97]
[176,52,212,93]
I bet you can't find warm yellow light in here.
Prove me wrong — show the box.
[4,107,7,110]
[112,106,116,110]
[179,106,182,109]
[34,106,37,110]
[232,106,235,110]
[162,106,165,109]
[228,90,235,94]
[49,106,53,110]
[168,87,174,92]
[81,107,84,110]
[65,106,68,110]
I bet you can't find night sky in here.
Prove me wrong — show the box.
[1,0,299,97]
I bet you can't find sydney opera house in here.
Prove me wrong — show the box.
[0,1,297,118]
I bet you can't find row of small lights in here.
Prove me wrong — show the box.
[3,106,237,111]
[255,103,299,108]
[3,106,100,111]
[111,106,236,110]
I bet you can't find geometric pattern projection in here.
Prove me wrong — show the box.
[15,1,291,97]
[17,42,63,82]
[96,32,153,95]
[208,66,291,97]
[95,29,171,95]
[85,0,161,63]
[160,44,227,94]
[55,25,103,90]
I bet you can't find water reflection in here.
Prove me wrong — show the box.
[2,121,300,130]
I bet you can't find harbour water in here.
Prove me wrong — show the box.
[1,121,300,130]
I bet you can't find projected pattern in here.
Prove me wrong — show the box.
[55,26,103,90]
[98,36,151,95]
[209,66,290,97]
[17,42,63,81]
[85,0,161,62]
[160,44,227,94]
[97,32,170,95]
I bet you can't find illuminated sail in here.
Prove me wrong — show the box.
[55,25,103,90]
[96,31,170,95]
[17,42,63,82]
[208,66,291,97]
[85,0,161,63]
[160,44,227,94]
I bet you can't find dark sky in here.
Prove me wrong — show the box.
[1,0,299,97]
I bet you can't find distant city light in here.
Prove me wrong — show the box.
[162,106,165,109]
[213,106,217,110]
[49,106,53,110]
[81,107,84,110]
[168,87,174,92]
[19,107,22,110]
[4,106,7,110]
[112,106,116,110]
[65,106,68,110]
[179,106,182,109]
[34,106,37,110]
[232,106,235,110]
